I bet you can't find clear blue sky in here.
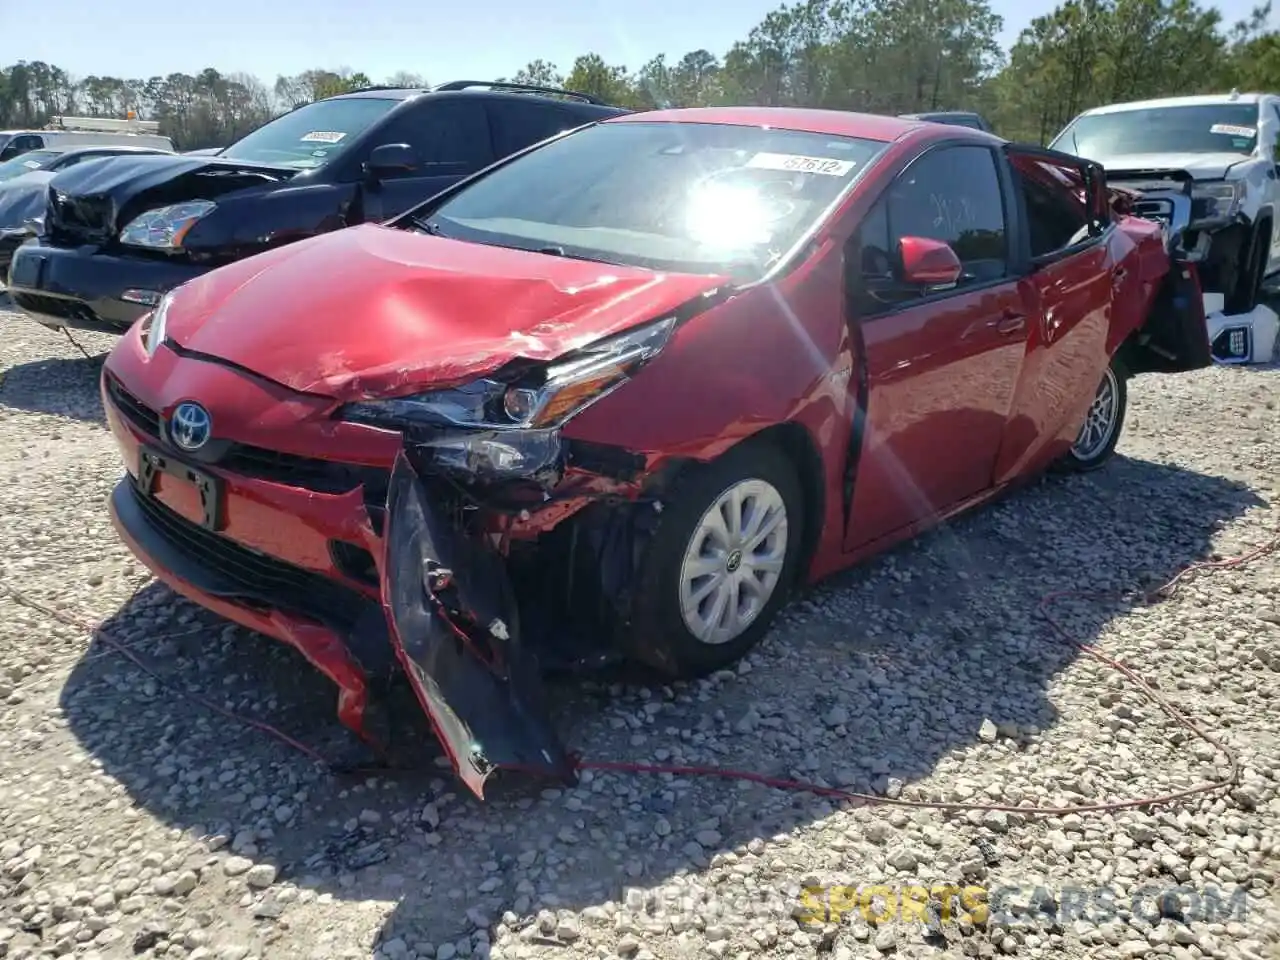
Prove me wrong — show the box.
[1,0,1271,85]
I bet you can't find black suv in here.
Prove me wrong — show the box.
[898,111,994,133]
[6,81,629,333]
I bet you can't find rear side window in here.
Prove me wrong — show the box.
[376,100,493,170]
[486,101,583,158]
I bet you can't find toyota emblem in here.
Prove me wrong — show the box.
[169,401,212,451]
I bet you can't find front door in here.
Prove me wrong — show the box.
[844,143,1032,549]
[359,100,495,222]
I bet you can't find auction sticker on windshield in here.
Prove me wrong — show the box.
[1210,124,1256,138]
[746,153,856,176]
[300,131,347,143]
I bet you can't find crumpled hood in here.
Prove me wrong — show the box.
[0,171,53,228]
[46,152,296,239]
[164,222,732,399]
[1092,151,1253,181]
[49,151,295,201]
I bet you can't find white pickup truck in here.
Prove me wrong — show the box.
[1050,92,1280,364]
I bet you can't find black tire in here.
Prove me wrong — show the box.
[1058,355,1128,473]
[624,440,806,680]
[1226,220,1269,315]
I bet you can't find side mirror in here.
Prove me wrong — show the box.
[899,236,962,287]
[365,143,419,179]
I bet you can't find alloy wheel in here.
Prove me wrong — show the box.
[677,478,789,646]
[1071,365,1120,461]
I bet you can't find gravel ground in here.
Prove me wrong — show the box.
[0,300,1278,960]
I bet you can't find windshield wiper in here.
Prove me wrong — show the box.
[524,244,623,266]
[413,218,447,237]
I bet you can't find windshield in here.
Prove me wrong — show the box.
[0,150,59,182]
[220,97,400,169]
[1051,103,1261,161]
[425,121,889,282]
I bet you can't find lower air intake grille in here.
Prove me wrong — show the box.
[129,483,371,628]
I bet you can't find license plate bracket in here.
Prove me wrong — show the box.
[134,445,225,531]
[9,251,44,288]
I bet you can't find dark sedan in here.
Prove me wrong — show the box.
[0,145,172,276]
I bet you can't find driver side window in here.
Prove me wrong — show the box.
[849,145,1008,317]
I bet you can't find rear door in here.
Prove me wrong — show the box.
[993,144,1121,480]
[358,99,495,221]
[844,142,1033,549]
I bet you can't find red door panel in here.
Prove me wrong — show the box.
[993,247,1114,482]
[847,280,1031,549]
[993,147,1123,482]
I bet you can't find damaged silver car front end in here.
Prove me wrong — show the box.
[1114,181,1279,365]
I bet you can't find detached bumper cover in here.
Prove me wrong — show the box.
[378,450,576,798]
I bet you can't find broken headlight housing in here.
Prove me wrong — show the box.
[1189,181,1245,228]
[339,316,677,479]
[120,201,216,250]
[142,290,174,357]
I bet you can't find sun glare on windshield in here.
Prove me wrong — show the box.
[684,180,779,251]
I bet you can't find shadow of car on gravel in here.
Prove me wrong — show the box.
[57,453,1263,957]
[0,342,107,426]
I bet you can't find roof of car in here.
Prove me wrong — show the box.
[1080,93,1269,115]
[31,143,170,155]
[899,110,982,118]
[328,87,427,100]
[605,107,928,141]
[325,84,623,110]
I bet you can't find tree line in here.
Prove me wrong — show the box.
[3,0,1278,150]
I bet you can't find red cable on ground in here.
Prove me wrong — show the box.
[0,525,1274,817]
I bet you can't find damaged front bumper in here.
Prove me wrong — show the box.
[376,447,579,797]
[108,403,656,798]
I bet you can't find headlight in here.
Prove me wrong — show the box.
[142,291,173,356]
[338,316,678,480]
[1189,181,1244,226]
[340,316,677,432]
[120,201,216,250]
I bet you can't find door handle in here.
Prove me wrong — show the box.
[993,310,1026,335]
[1112,266,1128,286]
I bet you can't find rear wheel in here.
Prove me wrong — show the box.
[625,441,805,679]
[1059,357,1127,472]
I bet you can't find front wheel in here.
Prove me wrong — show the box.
[1059,357,1128,472]
[625,441,806,680]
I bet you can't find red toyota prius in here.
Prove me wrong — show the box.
[100,107,1211,798]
